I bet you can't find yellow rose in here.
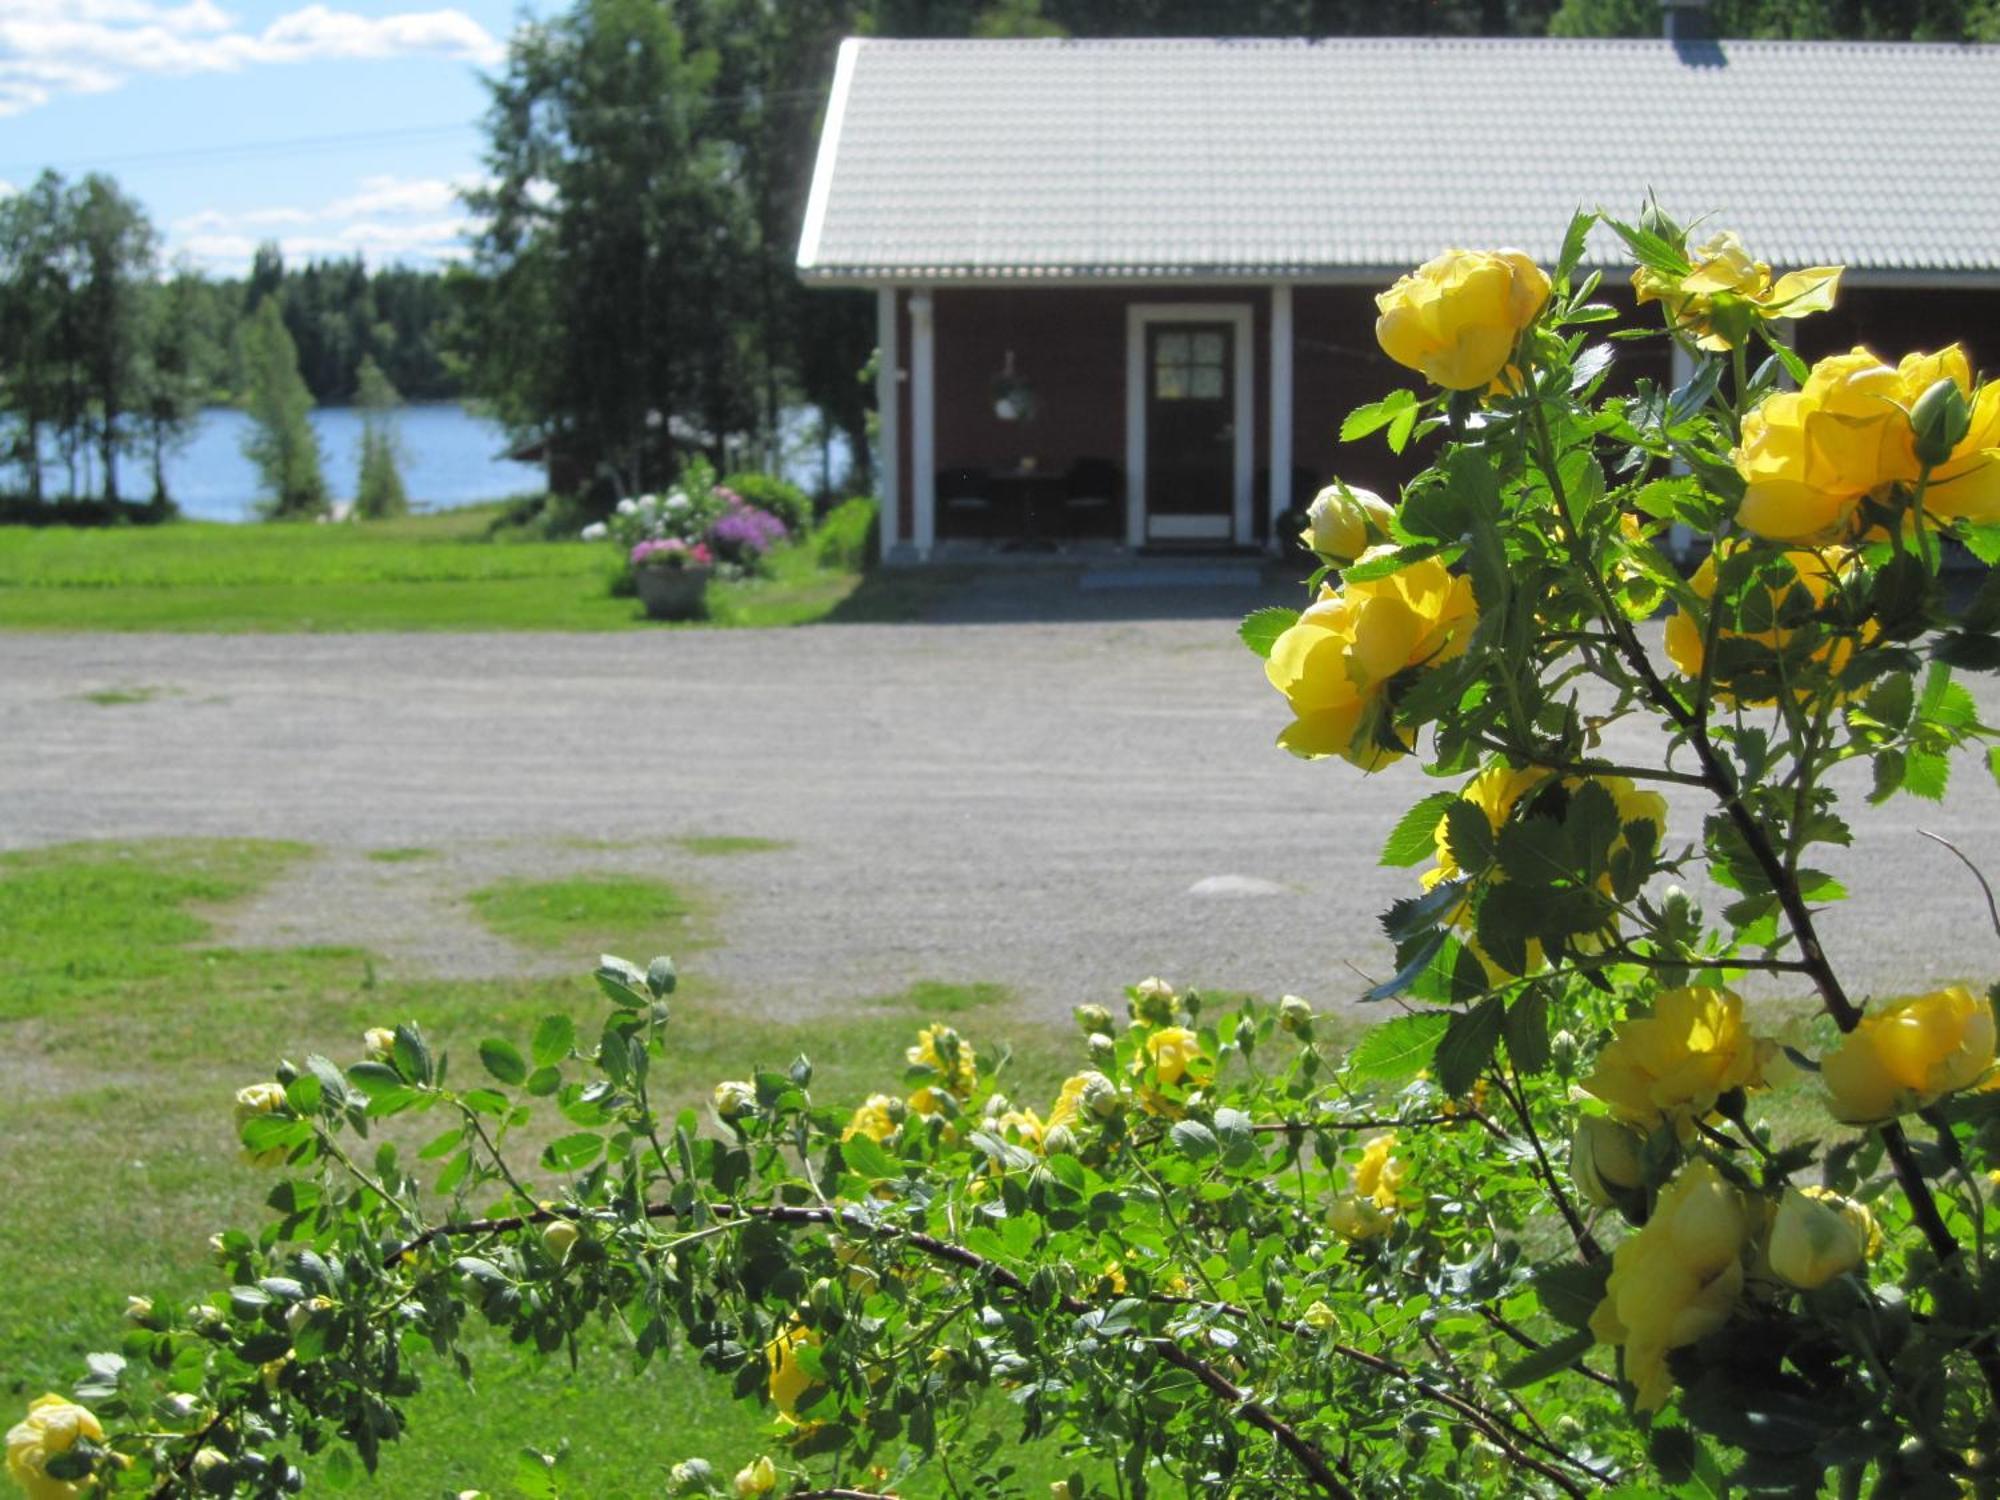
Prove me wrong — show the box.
[1328,1194,1392,1242]
[1265,557,1477,768]
[1301,1299,1340,1332]
[1662,546,1867,704]
[1300,482,1395,564]
[1898,346,2000,524]
[733,1455,777,1497]
[1821,984,1997,1123]
[1136,1026,1203,1088]
[765,1323,819,1424]
[907,1025,977,1099]
[1589,1160,1750,1413]
[842,1093,900,1143]
[1352,1133,1404,1209]
[1569,1115,1646,1209]
[6,1395,104,1500]
[1633,230,1840,352]
[1375,248,1552,391]
[994,1106,1044,1148]
[712,1080,757,1122]
[234,1081,290,1167]
[1767,1185,1875,1290]
[1582,987,1764,1134]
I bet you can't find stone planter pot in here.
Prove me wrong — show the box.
[635,565,713,621]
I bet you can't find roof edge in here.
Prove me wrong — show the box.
[795,36,860,271]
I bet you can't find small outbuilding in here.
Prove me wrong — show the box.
[796,17,2000,563]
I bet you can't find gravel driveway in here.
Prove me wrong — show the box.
[7,590,2000,1020]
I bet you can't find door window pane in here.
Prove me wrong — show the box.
[1153,326,1228,403]
[1189,366,1225,400]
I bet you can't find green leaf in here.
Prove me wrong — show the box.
[1339,388,1417,443]
[479,1038,527,1087]
[540,1132,603,1172]
[1170,1120,1219,1161]
[1498,1327,1597,1389]
[1534,1258,1612,1329]
[1554,208,1597,284]
[1905,750,1949,801]
[1504,988,1551,1074]
[1380,791,1456,868]
[1433,996,1504,1097]
[1496,817,1572,887]
[1442,799,1497,878]
[1238,605,1300,660]
[839,1133,894,1180]
[531,1015,574,1069]
[1345,1013,1449,1083]
[594,956,649,1008]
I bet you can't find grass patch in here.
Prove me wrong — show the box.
[0,838,1081,1498]
[365,846,436,863]
[75,684,168,706]
[862,978,1018,1014]
[677,834,791,857]
[467,873,699,956]
[0,499,943,632]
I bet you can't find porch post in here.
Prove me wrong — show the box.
[1267,283,1294,551]
[876,287,901,563]
[910,289,937,558]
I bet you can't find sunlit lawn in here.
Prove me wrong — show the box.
[0,839,1086,1497]
[0,500,955,631]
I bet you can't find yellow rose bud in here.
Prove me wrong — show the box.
[1822,985,1997,1123]
[1302,1299,1341,1333]
[1047,1070,1120,1131]
[233,1081,290,1167]
[1264,557,1478,768]
[1086,1031,1117,1067]
[1375,248,1551,391]
[1041,1123,1078,1156]
[1588,1161,1750,1413]
[1328,1193,1392,1242]
[1051,1484,1074,1500]
[1074,1003,1113,1034]
[362,1027,396,1060]
[541,1220,579,1263]
[733,1455,777,1497]
[124,1295,155,1325]
[1129,977,1179,1027]
[1300,482,1395,564]
[712,1080,757,1122]
[1569,1115,1646,1209]
[1278,995,1314,1035]
[6,1395,104,1500]
[1767,1185,1875,1290]
[191,1448,228,1476]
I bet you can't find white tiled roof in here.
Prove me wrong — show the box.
[796,36,2000,282]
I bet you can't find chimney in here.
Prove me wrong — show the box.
[1662,0,1712,42]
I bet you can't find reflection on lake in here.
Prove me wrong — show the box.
[164,405,545,522]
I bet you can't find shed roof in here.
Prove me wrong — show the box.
[796,35,2000,285]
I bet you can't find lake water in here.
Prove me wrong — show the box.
[163,405,544,522]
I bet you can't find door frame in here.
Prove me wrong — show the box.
[1124,302,1254,548]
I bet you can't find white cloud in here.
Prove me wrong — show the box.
[0,0,504,116]
[171,173,487,271]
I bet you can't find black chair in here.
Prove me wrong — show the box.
[1062,457,1122,541]
[937,466,993,541]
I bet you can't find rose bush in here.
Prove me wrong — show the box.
[18,204,2000,1499]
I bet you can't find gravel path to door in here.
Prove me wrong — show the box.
[7,585,2000,1020]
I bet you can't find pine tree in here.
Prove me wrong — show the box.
[353,356,409,519]
[240,296,327,519]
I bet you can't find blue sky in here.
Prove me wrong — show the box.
[0,0,562,273]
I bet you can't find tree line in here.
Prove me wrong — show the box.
[0,171,454,509]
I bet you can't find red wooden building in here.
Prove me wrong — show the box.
[796,27,2000,562]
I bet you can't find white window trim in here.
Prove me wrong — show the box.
[1124,302,1255,548]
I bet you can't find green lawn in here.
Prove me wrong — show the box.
[0,839,1088,1498]
[0,500,955,631]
